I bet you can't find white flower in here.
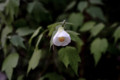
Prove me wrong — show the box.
[53,26,71,46]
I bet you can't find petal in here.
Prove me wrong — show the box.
[61,36,71,46]
[53,37,62,46]
[52,27,71,46]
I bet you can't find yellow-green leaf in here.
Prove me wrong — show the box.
[90,38,108,65]
[113,27,120,43]
[27,49,42,74]
[2,53,19,80]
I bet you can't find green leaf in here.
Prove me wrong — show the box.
[2,53,19,80]
[29,27,42,45]
[5,0,20,24]
[39,72,64,80]
[27,1,47,13]
[77,1,88,12]
[68,13,84,31]
[80,21,96,32]
[67,30,84,53]
[10,35,25,49]
[0,2,6,11]
[27,1,48,22]
[90,38,108,65]
[1,26,13,47]
[50,31,57,49]
[113,27,120,43]
[35,30,47,49]
[86,6,106,21]
[16,27,35,36]
[90,0,103,5]
[58,46,81,74]
[47,23,60,36]
[27,49,42,74]
[90,23,105,37]
[65,1,76,11]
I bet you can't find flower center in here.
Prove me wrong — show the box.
[58,37,65,42]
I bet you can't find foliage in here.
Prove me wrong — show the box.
[0,0,120,80]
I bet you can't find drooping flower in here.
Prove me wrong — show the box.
[53,26,71,46]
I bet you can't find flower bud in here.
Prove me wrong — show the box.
[53,26,71,46]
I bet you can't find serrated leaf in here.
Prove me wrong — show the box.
[113,27,120,43]
[90,38,108,65]
[77,1,88,12]
[39,72,64,80]
[58,46,81,74]
[80,21,96,32]
[10,35,25,49]
[47,23,60,36]
[2,53,19,80]
[27,49,42,74]
[16,27,35,36]
[90,0,103,4]
[68,13,84,31]
[90,23,105,37]
[86,6,106,21]
[29,27,42,45]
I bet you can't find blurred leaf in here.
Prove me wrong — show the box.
[86,6,106,21]
[0,0,9,11]
[47,23,60,36]
[67,30,84,53]
[67,30,79,35]
[16,27,35,36]
[65,1,76,11]
[90,23,105,37]
[0,3,5,11]
[35,30,47,49]
[68,13,84,31]
[90,0,103,4]
[10,35,25,49]
[2,53,19,80]
[17,75,24,80]
[39,72,64,80]
[58,46,81,75]
[113,27,120,43]
[13,18,27,28]
[27,1,47,13]
[78,78,86,80]
[80,21,96,32]
[27,49,42,74]
[29,27,42,45]
[50,31,57,49]
[90,38,108,65]
[1,26,13,47]
[77,1,88,12]
[27,1,49,22]
[5,0,20,24]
